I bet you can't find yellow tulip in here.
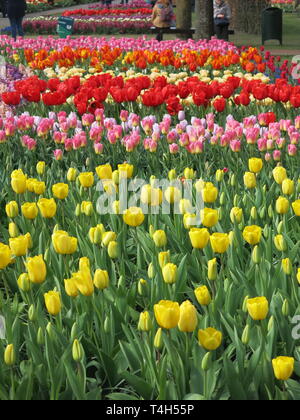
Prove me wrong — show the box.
[94,269,109,290]
[154,300,180,329]
[282,258,292,275]
[273,166,287,184]
[183,168,195,179]
[282,179,294,196]
[123,207,145,227]
[154,327,163,349]
[8,222,19,238]
[179,199,193,214]
[5,201,19,218]
[183,213,197,229]
[140,184,162,206]
[200,208,219,228]
[272,356,294,381]
[178,300,198,332]
[11,171,27,194]
[210,233,230,254]
[194,286,212,306]
[33,181,46,195]
[297,268,300,284]
[189,228,210,249]
[202,182,218,203]
[248,157,263,173]
[275,196,289,215]
[64,278,79,297]
[44,291,62,316]
[118,163,134,179]
[230,207,243,224]
[52,230,78,255]
[292,200,300,216]
[138,311,152,332]
[9,235,29,256]
[164,186,181,204]
[162,263,177,284]
[198,327,222,351]
[38,198,57,218]
[26,255,47,284]
[244,172,256,189]
[36,161,45,175]
[215,169,224,182]
[247,296,269,320]
[152,230,167,248]
[73,267,94,296]
[243,225,262,245]
[21,202,38,220]
[81,201,93,216]
[26,178,37,193]
[89,225,105,244]
[79,257,90,271]
[67,167,77,182]
[168,169,176,180]
[52,183,69,199]
[78,172,94,188]
[96,164,112,180]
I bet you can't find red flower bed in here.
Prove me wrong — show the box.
[62,8,152,16]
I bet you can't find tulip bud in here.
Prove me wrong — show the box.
[277,220,284,235]
[37,327,45,346]
[104,316,110,333]
[252,245,261,264]
[28,304,37,322]
[8,222,19,238]
[168,169,176,180]
[138,311,152,332]
[118,275,125,289]
[267,315,274,332]
[201,351,212,371]
[138,278,148,296]
[215,169,224,182]
[44,247,50,263]
[46,322,55,341]
[75,204,81,217]
[282,299,289,317]
[242,295,249,312]
[259,207,266,219]
[154,327,163,350]
[250,207,257,220]
[149,224,155,238]
[282,258,292,275]
[108,241,118,259]
[208,258,218,281]
[94,269,109,290]
[274,235,287,252]
[233,194,239,207]
[220,192,226,206]
[230,174,236,186]
[153,230,167,248]
[148,262,155,279]
[263,225,269,238]
[4,344,15,366]
[241,324,250,345]
[17,273,31,292]
[268,205,273,219]
[72,339,84,362]
[70,322,78,342]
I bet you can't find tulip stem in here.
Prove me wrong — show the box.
[203,370,209,400]
[10,368,16,400]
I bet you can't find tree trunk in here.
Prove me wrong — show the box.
[175,0,192,39]
[227,0,270,34]
[194,0,214,40]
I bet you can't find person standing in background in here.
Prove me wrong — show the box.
[0,0,7,17]
[213,0,231,41]
[151,0,174,41]
[7,0,26,41]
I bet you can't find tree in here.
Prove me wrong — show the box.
[194,0,214,40]
[227,0,270,34]
[175,0,192,38]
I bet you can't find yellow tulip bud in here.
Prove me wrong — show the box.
[179,199,192,214]
[67,168,77,182]
[242,295,249,312]
[154,327,163,350]
[5,201,19,218]
[252,245,261,264]
[138,279,148,296]
[108,241,118,259]
[201,351,212,371]
[250,206,258,220]
[112,170,120,184]
[101,231,116,247]
[162,263,177,284]
[17,273,31,292]
[208,258,218,281]
[4,344,15,366]
[282,299,289,317]
[274,235,287,252]
[273,166,287,184]
[158,251,170,269]
[148,262,155,278]
[241,324,250,345]
[138,311,152,332]
[37,327,45,346]
[26,255,47,284]
[244,172,256,189]
[168,169,176,180]
[275,196,289,215]
[292,200,300,216]
[36,161,46,175]
[8,222,19,238]
[215,169,224,182]
[72,339,84,362]
[297,268,300,284]
[164,186,181,204]
[230,207,243,224]
[282,179,294,196]
[282,258,292,275]
[183,168,195,180]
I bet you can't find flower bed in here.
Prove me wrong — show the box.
[0,35,300,401]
